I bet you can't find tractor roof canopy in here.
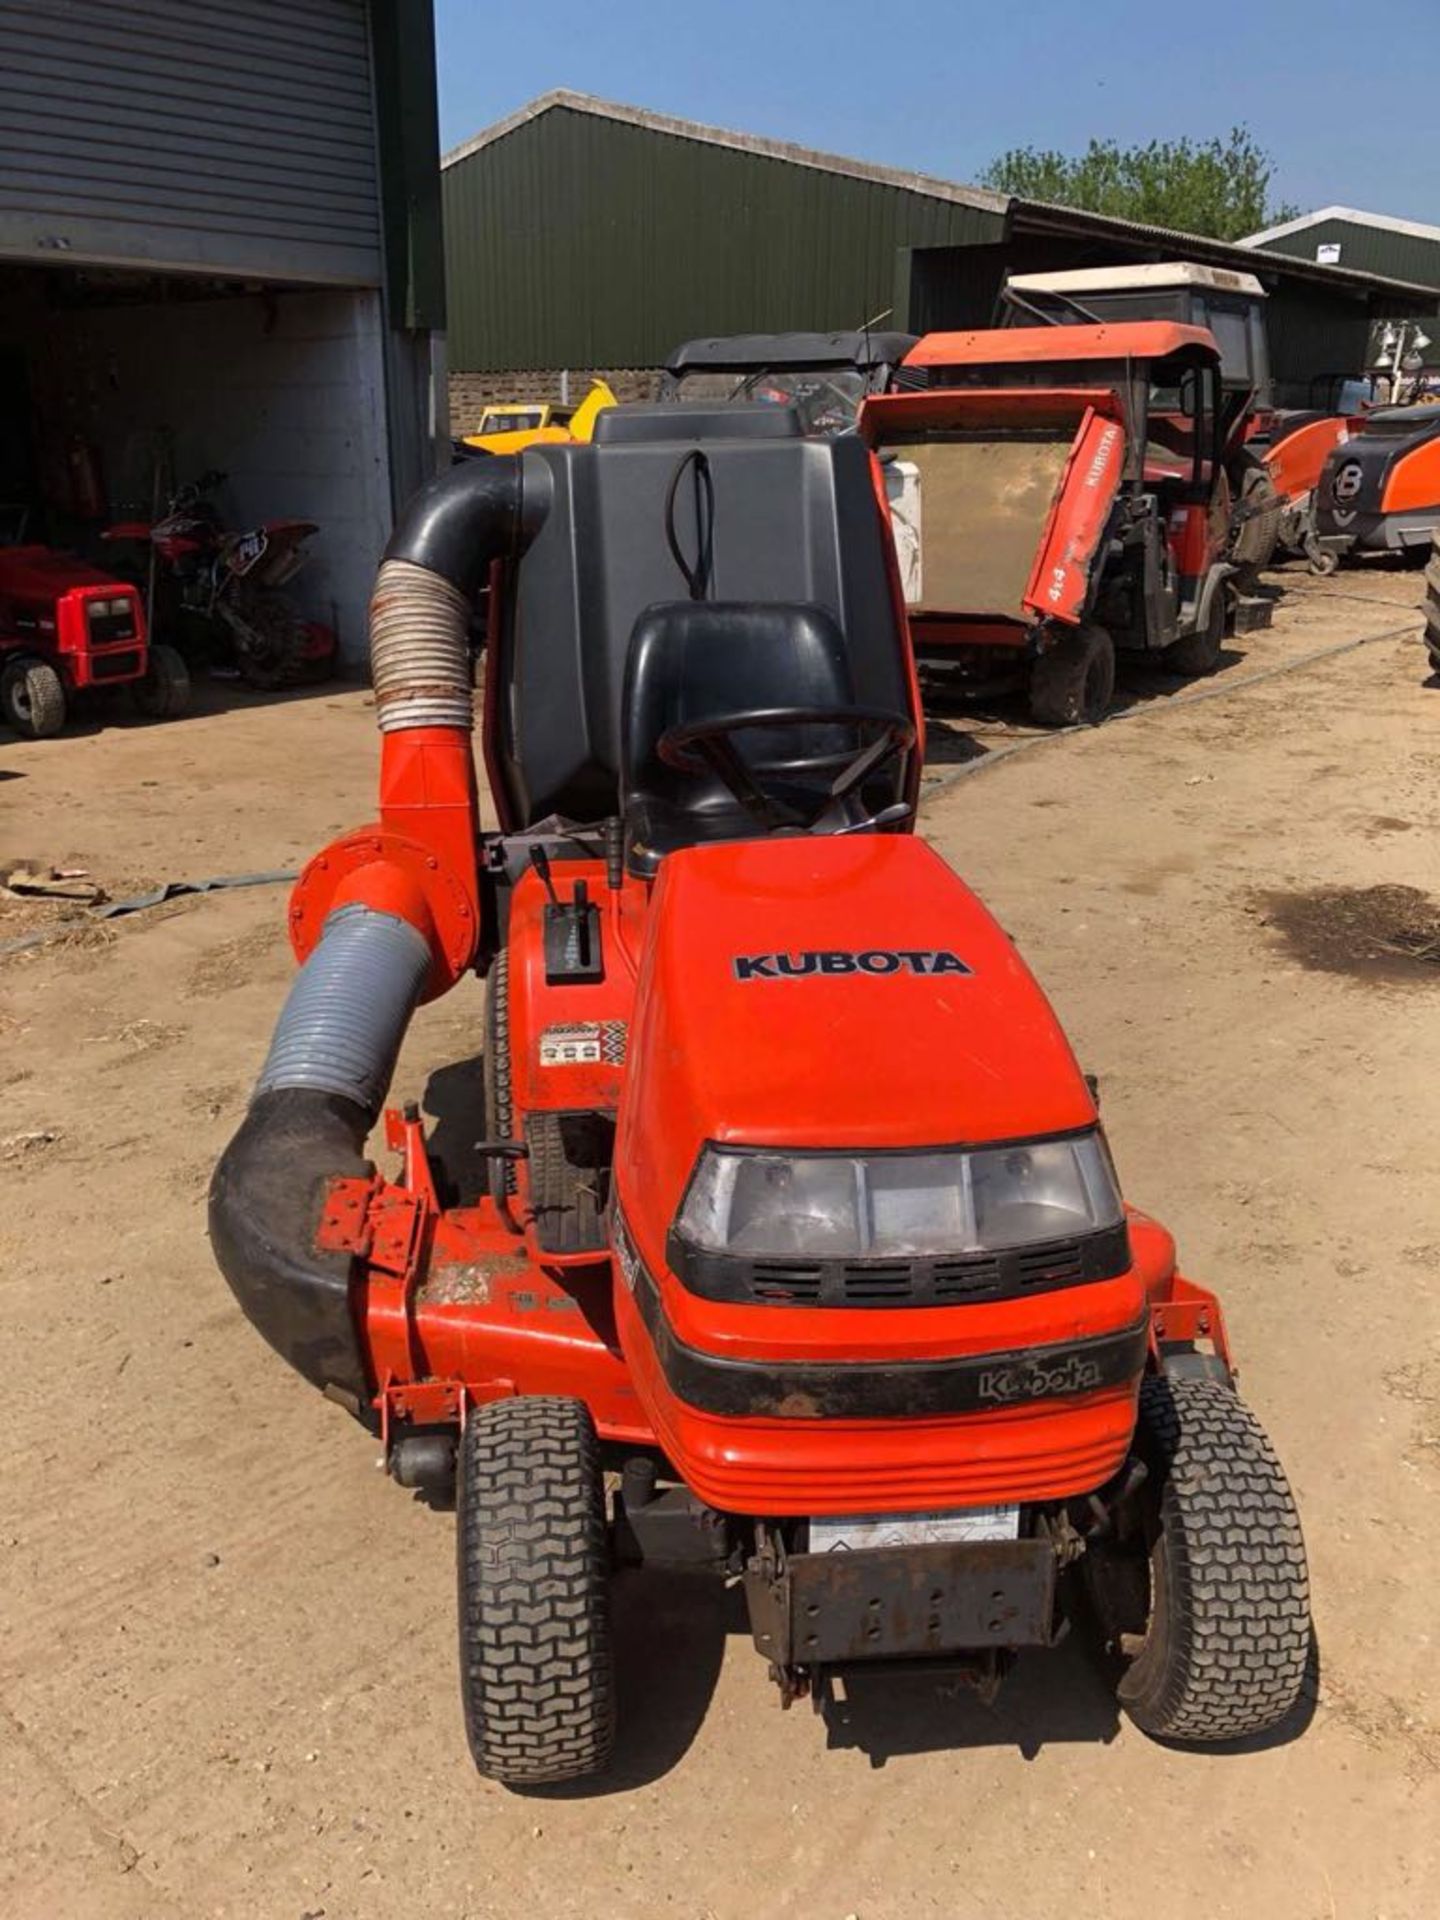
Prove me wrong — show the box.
[665,330,918,375]
[906,323,1219,371]
[1007,263,1265,300]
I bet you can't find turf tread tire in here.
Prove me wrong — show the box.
[2,658,66,738]
[457,1396,614,1786]
[1118,1376,1310,1743]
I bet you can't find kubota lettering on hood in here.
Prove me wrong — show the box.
[732,949,972,981]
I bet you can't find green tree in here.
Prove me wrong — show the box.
[980,127,1299,242]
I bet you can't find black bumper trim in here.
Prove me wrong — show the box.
[622,1219,1148,1420]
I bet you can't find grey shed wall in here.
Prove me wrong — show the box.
[1252,219,1440,290]
[0,0,382,284]
[442,106,1004,370]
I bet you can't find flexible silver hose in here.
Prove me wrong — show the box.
[369,556,474,734]
[254,903,431,1112]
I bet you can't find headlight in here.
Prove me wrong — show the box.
[675,1133,1123,1259]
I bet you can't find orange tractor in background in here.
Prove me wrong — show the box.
[861,320,1247,725]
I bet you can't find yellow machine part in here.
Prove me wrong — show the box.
[461,380,618,456]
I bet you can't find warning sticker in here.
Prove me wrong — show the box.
[539,1023,602,1068]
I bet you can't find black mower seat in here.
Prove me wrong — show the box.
[620,600,859,875]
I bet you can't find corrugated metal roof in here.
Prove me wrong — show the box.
[1241,206,1440,249]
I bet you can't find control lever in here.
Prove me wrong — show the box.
[530,845,605,984]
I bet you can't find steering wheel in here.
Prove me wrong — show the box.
[656,706,915,831]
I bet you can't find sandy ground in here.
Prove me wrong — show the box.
[3,567,1439,1920]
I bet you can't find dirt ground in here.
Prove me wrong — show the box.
[3,565,1439,1920]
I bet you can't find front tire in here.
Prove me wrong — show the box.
[1,657,66,738]
[1111,1376,1310,1742]
[1028,622,1115,727]
[457,1396,615,1786]
[131,643,191,719]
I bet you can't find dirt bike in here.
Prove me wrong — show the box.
[103,472,330,689]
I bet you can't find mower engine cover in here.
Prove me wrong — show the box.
[611,832,1147,1515]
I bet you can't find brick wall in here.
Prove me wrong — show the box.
[449,366,659,431]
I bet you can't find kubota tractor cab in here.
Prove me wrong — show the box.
[211,401,1309,1786]
[860,321,1240,725]
[660,330,917,436]
[1002,263,1282,573]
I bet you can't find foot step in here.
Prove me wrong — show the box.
[1232,595,1274,635]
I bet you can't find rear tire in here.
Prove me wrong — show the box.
[1113,1376,1310,1742]
[1163,591,1226,677]
[130,643,191,719]
[1,658,66,738]
[225,589,306,689]
[1027,622,1114,727]
[1229,450,1282,574]
[457,1396,615,1787]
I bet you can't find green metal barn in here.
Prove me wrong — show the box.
[442,92,1438,413]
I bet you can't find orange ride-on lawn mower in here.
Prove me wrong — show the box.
[1310,403,1440,569]
[1247,377,1381,574]
[210,404,1310,1786]
[860,323,1248,727]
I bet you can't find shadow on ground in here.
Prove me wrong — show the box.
[424,1051,490,1206]
[0,666,355,748]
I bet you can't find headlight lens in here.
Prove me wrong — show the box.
[676,1133,1122,1259]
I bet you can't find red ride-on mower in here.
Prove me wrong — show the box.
[0,543,189,737]
[210,405,1310,1785]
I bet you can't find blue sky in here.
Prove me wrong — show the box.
[434,0,1438,227]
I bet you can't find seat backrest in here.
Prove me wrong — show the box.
[490,413,912,830]
[620,601,858,871]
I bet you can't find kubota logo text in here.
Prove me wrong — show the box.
[732,949,972,981]
[978,1354,1103,1404]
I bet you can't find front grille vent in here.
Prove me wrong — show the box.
[671,1222,1131,1308]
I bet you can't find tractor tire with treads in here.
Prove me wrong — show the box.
[1028,622,1115,728]
[1115,1376,1310,1742]
[1,657,66,738]
[482,952,515,1200]
[1424,534,1440,673]
[1229,449,1282,575]
[457,1396,615,1787]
